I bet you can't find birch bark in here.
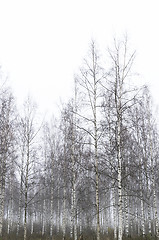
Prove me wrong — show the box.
[62,141,66,240]
[0,167,5,236]
[113,189,117,239]
[42,199,46,236]
[17,150,24,235]
[71,98,77,240]
[0,142,7,237]
[124,194,129,237]
[50,153,54,239]
[23,137,29,240]
[62,184,66,240]
[117,107,123,240]
[89,42,100,240]
[115,48,123,240]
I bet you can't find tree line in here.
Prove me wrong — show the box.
[0,37,159,240]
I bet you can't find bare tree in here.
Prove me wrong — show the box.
[17,97,40,240]
[106,36,138,240]
[76,40,104,240]
[0,85,16,237]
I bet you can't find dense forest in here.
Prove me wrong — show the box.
[0,38,159,240]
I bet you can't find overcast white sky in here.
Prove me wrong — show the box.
[0,0,159,116]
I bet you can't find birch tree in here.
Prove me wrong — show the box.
[60,104,78,240]
[0,87,16,237]
[107,37,138,240]
[47,123,56,239]
[18,97,40,240]
[76,40,105,240]
[138,87,159,237]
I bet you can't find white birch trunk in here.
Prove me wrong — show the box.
[105,209,108,235]
[117,99,122,240]
[71,153,77,240]
[113,189,117,239]
[50,161,54,239]
[147,203,151,234]
[23,207,27,240]
[17,154,24,235]
[0,181,3,237]
[79,210,82,235]
[145,153,151,234]
[73,182,77,240]
[136,206,140,236]
[24,137,30,240]
[31,188,35,235]
[7,172,11,234]
[7,206,10,234]
[8,190,13,234]
[42,199,45,235]
[139,156,145,237]
[71,87,77,240]
[10,196,13,230]
[0,166,6,236]
[31,213,34,235]
[129,198,133,236]
[62,139,67,240]
[118,158,122,240]
[93,54,100,240]
[57,187,60,233]
[70,187,73,239]
[95,137,100,240]
[124,194,129,237]
[62,183,66,240]
[24,169,29,240]
[141,198,145,236]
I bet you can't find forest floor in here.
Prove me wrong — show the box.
[0,231,157,240]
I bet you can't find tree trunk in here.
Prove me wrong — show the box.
[17,151,24,236]
[141,198,145,236]
[117,94,122,240]
[50,158,54,238]
[24,140,29,240]
[95,135,100,240]
[62,180,66,240]
[124,194,129,237]
[42,199,45,236]
[0,174,5,236]
[0,154,6,237]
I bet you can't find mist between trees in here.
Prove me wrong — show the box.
[0,37,159,240]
